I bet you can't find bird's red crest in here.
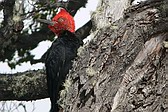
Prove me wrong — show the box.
[48,8,75,35]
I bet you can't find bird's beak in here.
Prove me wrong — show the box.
[36,19,56,26]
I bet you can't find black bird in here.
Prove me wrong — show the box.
[45,20,92,112]
[45,30,82,112]
[45,0,92,111]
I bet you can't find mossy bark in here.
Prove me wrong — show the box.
[0,70,48,101]
[62,0,168,112]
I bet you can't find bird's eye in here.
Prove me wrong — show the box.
[57,18,65,23]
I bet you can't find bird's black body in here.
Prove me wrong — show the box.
[45,31,82,112]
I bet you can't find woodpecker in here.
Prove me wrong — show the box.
[45,8,82,112]
[44,0,92,111]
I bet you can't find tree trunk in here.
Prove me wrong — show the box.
[60,0,168,112]
[92,0,130,28]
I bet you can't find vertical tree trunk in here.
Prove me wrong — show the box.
[92,0,130,29]
[60,0,168,112]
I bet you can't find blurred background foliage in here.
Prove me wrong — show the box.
[0,0,58,111]
[0,0,58,69]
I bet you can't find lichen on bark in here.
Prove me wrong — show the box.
[61,0,168,112]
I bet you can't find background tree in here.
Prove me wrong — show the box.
[0,0,168,112]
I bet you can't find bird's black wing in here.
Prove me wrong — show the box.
[45,31,80,112]
[45,41,66,112]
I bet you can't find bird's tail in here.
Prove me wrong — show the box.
[50,103,59,112]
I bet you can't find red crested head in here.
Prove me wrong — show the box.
[48,8,75,35]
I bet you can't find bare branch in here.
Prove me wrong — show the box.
[0,69,48,101]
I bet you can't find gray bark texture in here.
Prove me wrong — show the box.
[59,0,168,112]
[0,70,48,101]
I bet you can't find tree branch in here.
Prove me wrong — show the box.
[3,0,15,26]
[0,25,54,62]
[0,69,48,101]
[16,26,54,50]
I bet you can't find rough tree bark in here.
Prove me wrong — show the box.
[0,70,47,101]
[0,0,168,112]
